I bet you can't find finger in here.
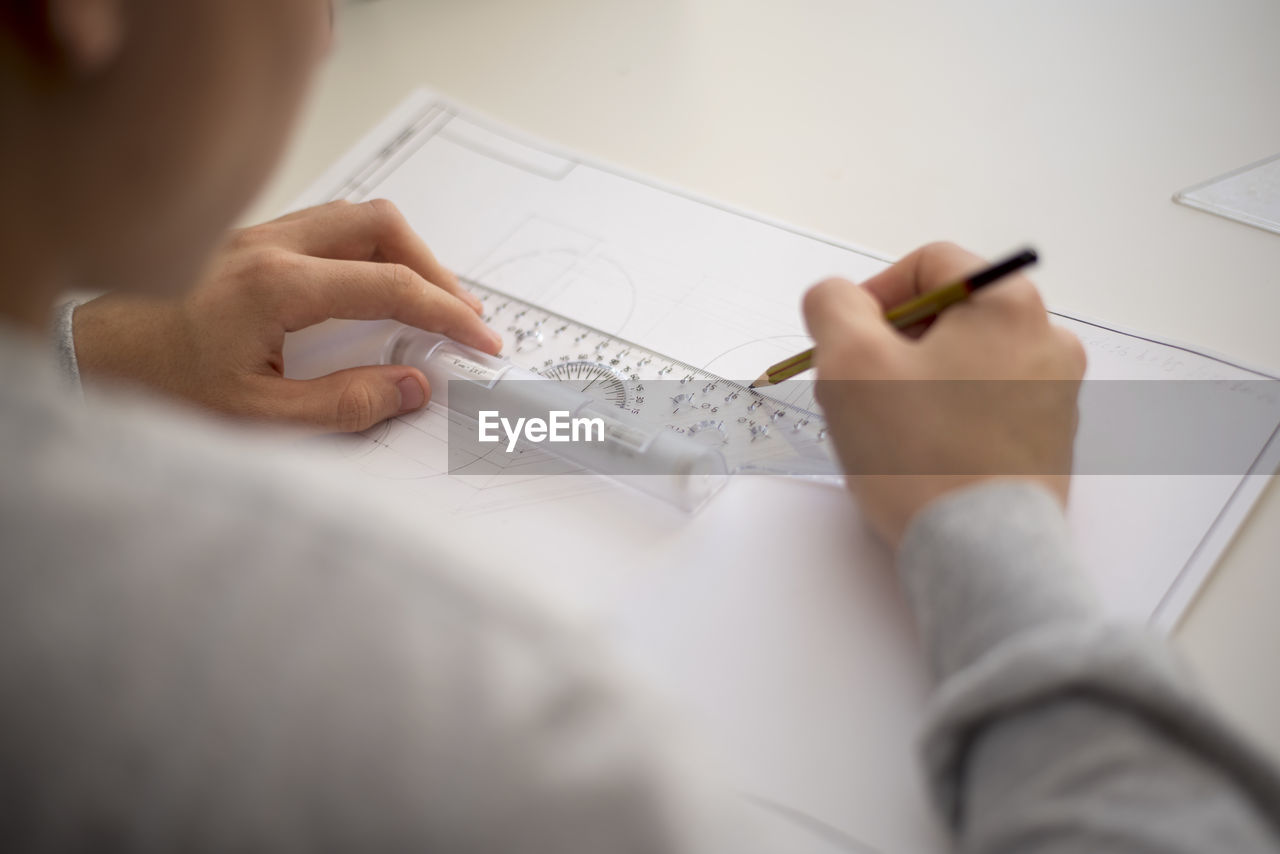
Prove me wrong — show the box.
[859,242,990,311]
[275,199,485,314]
[927,273,1047,337]
[1053,325,1089,378]
[266,202,340,225]
[802,277,906,374]
[244,200,354,231]
[277,256,503,354]
[268,366,431,434]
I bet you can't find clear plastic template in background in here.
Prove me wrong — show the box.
[1175,153,1280,235]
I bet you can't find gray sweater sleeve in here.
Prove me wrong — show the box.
[898,481,1280,853]
[50,297,85,393]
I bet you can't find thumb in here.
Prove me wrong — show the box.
[282,366,431,433]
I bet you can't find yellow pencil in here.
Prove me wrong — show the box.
[748,248,1038,388]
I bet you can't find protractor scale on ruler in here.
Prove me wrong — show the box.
[464,277,840,478]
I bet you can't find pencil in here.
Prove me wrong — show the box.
[748,248,1039,388]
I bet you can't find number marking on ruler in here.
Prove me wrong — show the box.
[462,277,839,476]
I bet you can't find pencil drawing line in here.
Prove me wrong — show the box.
[699,334,817,374]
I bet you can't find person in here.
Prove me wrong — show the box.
[1,1,1277,851]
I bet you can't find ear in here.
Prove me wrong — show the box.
[47,0,125,75]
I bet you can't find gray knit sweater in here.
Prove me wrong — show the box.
[0,306,1274,852]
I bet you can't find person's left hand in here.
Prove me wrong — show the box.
[73,199,503,433]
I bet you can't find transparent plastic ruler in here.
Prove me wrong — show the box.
[464,277,841,478]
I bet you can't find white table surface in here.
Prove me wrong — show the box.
[245,0,1280,760]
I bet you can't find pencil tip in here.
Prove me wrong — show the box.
[748,373,771,389]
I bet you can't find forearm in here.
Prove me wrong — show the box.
[899,481,1280,853]
[67,293,200,395]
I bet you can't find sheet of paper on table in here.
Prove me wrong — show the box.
[283,91,1280,854]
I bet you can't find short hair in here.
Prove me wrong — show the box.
[1,2,55,61]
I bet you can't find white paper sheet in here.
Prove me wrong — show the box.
[283,91,1280,854]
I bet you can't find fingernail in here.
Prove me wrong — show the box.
[488,330,504,353]
[465,292,485,313]
[396,376,426,413]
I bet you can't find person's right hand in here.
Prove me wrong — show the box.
[802,242,1087,547]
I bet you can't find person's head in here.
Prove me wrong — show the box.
[0,0,333,322]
